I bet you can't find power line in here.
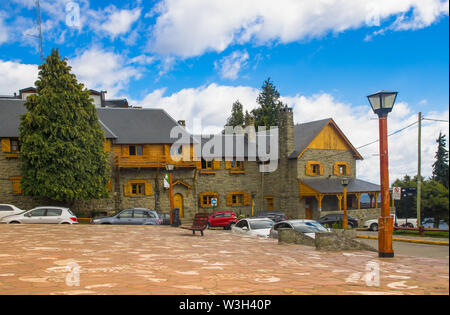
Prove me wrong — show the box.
[422,118,449,123]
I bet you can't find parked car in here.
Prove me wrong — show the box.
[0,204,24,223]
[363,214,417,231]
[157,212,171,225]
[422,218,449,229]
[269,220,330,239]
[231,218,274,237]
[318,213,359,228]
[3,207,78,224]
[207,211,238,229]
[255,211,288,222]
[91,208,160,225]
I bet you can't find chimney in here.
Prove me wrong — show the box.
[279,107,294,158]
[100,91,107,108]
[178,120,186,128]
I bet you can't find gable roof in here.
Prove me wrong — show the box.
[289,118,363,160]
[300,178,380,194]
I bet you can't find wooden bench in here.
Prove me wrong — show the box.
[180,213,210,236]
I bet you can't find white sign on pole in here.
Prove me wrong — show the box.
[392,187,401,200]
[211,198,218,207]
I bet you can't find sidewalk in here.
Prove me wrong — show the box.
[356,231,449,245]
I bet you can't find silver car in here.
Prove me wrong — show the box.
[269,220,330,239]
[0,204,24,223]
[3,207,78,224]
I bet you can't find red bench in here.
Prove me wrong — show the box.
[181,213,210,236]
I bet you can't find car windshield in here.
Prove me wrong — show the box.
[249,220,274,230]
[292,222,328,233]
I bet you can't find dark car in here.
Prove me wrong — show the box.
[255,211,287,223]
[318,213,359,228]
[91,208,160,225]
[157,212,171,225]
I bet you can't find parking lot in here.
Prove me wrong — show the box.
[0,224,448,295]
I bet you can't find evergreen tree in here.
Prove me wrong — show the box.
[19,49,109,202]
[244,110,254,127]
[421,180,449,228]
[251,78,287,128]
[225,100,245,128]
[432,132,449,188]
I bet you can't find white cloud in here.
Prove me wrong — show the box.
[0,60,38,95]
[69,47,142,97]
[98,7,142,38]
[133,83,259,134]
[148,0,449,57]
[0,13,8,45]
[214,50,249,80]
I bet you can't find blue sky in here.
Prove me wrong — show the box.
[0,0,449,183]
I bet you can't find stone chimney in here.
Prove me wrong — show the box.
[279,107,294,158]
[100,91,107,108]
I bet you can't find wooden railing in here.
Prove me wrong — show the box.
[114,155,196,169]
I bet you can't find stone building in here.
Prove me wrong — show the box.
[0,88,382,221]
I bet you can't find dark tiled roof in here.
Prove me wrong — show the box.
[289,118,331,159]
[300,178,380,194]
[96,108,192,144]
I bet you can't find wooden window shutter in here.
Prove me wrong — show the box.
[226,193,232,206]
[305,163,312,176]
[345,162,351,175]
[225,161,232,169]
[123,183,131,196]
[145,181,153,195]
[122,145,130,157]
[106,179,113,192]
[196,161,202,170]
[103,140,111,153]
[244,193,251,206]
[333,163,339,175]
[213,160,221,169]
[10,177,22,195]
[1,138,11,153]
[199,193,205,207]
[319,164,324,175]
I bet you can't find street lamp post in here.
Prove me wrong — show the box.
[341,178,349,229]
[165,164,175,224]
[367,90,398,258]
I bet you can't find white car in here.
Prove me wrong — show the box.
[3,207,78,224]
[364,214,417,231]
[269,220,330,239]
[231,218,274,237]
[0,204,24,223]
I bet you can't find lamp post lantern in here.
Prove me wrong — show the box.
[165,164,175,224]
[341,178,349,229]
[367,90,398,258]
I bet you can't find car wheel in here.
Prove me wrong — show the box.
[227,222,235,230]
[9,221,20,224]
[370,223,378,232]
[61,222,70,224]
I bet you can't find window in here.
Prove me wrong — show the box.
[10,140,19,152]
[131,183,145,195]
[201,159,213,169]
[0,205,13,211]
[232,194,244,205]
[231,160,244,169]
[334,162,351,176]
[9,176,22,195]
[265,197,274,211]
[226,192,251,206]
[30,209,46,217]
[129,145,143,156]
[200,193,219,207]
[46,209,62,216]
[119,210,133,218]
[133,210,153,218]
[306,161,324,176]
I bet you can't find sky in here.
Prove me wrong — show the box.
[0,0,449,185]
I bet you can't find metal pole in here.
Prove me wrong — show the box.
[417,112,422,227]
[169,172,174,224]
[378,116,394,258]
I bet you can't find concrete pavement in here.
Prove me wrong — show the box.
[0,225,448,295]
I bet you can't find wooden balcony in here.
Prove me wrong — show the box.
[114,156,196,169]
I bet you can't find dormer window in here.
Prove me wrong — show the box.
[334,162,351,176]
[306,161,324,176]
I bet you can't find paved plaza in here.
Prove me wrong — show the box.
[0,225,448,295]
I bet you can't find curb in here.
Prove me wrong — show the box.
[356,235,449,246]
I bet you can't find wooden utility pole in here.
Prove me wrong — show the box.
[417,112,422,227]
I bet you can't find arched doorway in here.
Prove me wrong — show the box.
[173,193,184,218]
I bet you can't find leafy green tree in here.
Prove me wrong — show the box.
[19,49,109,202]
[432,132,449,188]
[252,78,287,128]
[421,180,449,228]
[225,100,245,128]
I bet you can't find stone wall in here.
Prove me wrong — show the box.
[298,149,356,180]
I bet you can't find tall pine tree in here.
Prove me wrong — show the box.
[251,78,287,128]
[432,132,449,188]
[19,49,109,202]
[225,100,245,128]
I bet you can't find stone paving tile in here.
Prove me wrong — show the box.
[0,225,448,295]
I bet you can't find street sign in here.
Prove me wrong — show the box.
[211,198,218,207]
[393,187,401,200]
